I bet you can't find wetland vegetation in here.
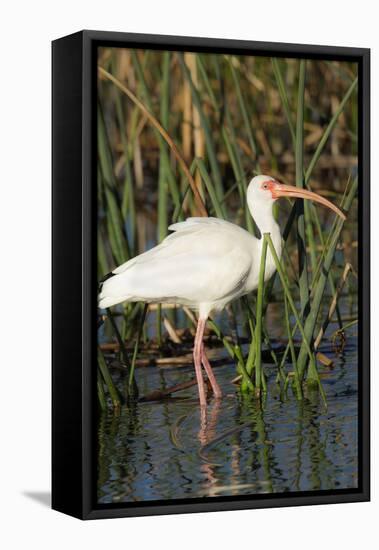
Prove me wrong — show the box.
[96,48,358,502]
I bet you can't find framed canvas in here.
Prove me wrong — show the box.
[52,30,370,519]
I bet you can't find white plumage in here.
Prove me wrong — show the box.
[99,216,278,316]
[99,174,345,406]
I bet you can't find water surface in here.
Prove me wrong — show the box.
[97,323,358,503]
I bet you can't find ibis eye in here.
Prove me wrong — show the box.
[262,183,268,190]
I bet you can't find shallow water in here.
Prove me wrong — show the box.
[97,319,358,503]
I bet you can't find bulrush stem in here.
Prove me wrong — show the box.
[242,310,256,392]
[297,178,357,378]
[106,308,131,370]
[98,348,121,410]
[97,368,107,411]
[234,346,256,392]
[295,60,310,320]
[272,58,296,146]
[284,295,302,400]
[208,318,255,392]
[207,318,235,358]
[265,234,326,406]
[128,304,148,396]
[255,235,269,396]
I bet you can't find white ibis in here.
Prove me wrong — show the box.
[99,175,345,407]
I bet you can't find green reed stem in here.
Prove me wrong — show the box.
[255,236,268,395]
[271,58,296,146]
[158,51,170,242]
[239,301,256,393]
[111,56,137,253]
[207,318,235,359]
[98,348,121,410]
[297,177,357,379]
[207,317,253,391]
[223,106,255,234]
[155,305,162,348]
[283,294,302,399]
[228,57,259,161]
[295,60,310,319]
[98,104,130,265]
[265,234,326,404]
[128,304,148,395]
[97,227,110,278]
[154,52,171,347]
[106,308,131,370]
[234,346,256,392]
[97,369,107,411]
[195,158,226,218]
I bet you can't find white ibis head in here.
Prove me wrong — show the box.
[247,174,346,220]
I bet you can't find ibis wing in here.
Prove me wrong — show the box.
[102,218,253,306]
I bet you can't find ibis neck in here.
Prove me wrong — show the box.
[249,201,281,245]
[249,202,282,280]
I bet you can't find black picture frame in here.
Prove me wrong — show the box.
[52,30,370,520]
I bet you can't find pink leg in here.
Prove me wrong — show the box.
[193,317,207,407]
[201,344,222,398]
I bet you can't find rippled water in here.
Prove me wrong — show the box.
[97,318,358,503]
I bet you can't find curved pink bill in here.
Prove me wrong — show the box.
[272,183,346,221]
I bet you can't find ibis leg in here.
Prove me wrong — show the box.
[193,317,207,407]
[201,344,222,398]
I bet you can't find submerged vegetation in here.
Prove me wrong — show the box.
[97,48,358,409]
